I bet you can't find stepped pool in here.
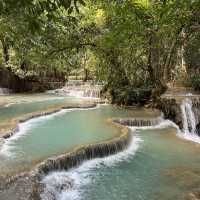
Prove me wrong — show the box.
[42,127,200,200]
[0,94,89,122]
[1,94,200,200]
[0,100,158,177]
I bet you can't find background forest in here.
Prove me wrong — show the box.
[0,0,199,104]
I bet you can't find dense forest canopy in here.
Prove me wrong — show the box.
[0,0,199,102]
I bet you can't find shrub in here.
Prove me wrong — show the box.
[190,75,200,91]
[110,86,152,106]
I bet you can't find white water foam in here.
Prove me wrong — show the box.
[47,86,101,100]
[179,98,200,144]
[40,117,184,200]
[0,106,99,157]
[67,90,101,100]
[40,134,142,200]
[131,111,200,145]
[39,109,200,200]
[130,119,180,131]
[181,98,197,134]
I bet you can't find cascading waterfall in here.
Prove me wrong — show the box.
[180,98,197,135]
[47,83,102,99]
[40,135,141,200]
[114,114,164,127]
[0,87,10,95]
[83,89,101,99]
[179,98,200,143]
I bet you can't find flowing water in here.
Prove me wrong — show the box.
[0,103,157,176]
[180,98,199,143]
[0,94,89,122]
[0,88,11,95]
[48,81,102,99]
[1,94,200,200]
[41,126,200,200]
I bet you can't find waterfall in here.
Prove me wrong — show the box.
[47,81,102,99]
[113,115,164,127]
[83,89,101,99]
[40,135,141,200]
[180,98,197,135]
[0,87,11,95]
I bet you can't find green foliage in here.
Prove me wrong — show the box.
[0,0,199,98]
[185,31,200,71]
[110,86,152,106]
[190,76,200,91]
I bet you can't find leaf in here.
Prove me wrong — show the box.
[78,0,85,6]
[68,6,74,14]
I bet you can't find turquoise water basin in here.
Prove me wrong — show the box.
[1,94,200,200]
[64,128,200,200]
[0,103,156,176]
[0,94,87,122]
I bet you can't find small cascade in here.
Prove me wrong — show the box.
[83,88,101,99]
[40,135,141,200]
[33,131,131,178]
[47,81,102,99]
[180,98,197,135]
[0,88,11,95]
[66,86,102,99]
[113,115,164,127]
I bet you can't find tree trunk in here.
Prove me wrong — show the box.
[83,68,88,82]
[1,39,9,65]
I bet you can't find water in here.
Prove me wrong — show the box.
[41,135,141,200]
[48,81,102,99]
[180,98,199,143]
[0,94,87,122]
[0,105,155,176]
[181,98,197,134]
[1,94,200,200]
[41,126,200,200]
[0,88,11,95]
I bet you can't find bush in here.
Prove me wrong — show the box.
[110,86,152,106]
[190,75,200,91]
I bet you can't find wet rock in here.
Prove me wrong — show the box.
[113,116,163,127]
[185,190,200,200]
[196,123,200,136]
[157,98,183,128]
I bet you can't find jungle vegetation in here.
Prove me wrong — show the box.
[0,0,199,103]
